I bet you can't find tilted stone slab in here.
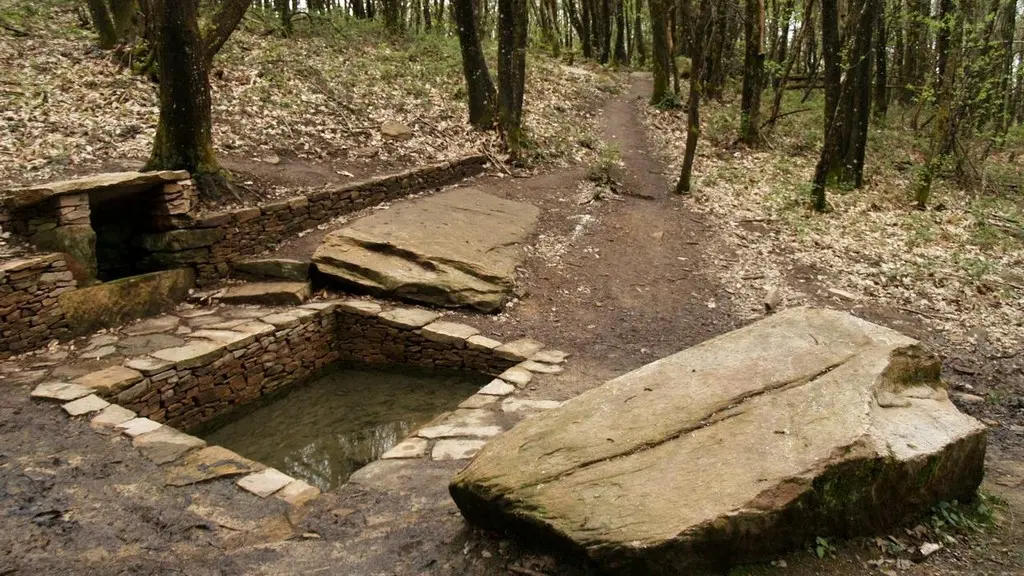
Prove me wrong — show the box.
[378,308,439,329]
[165,446,265,486]
[237,468,294,498]
[74,365,143,395]
[421,321,480,347]
[152,340,225,370]
[90,405,138,429]
[62,394,110,416]
[219,281,311,306]
[494,338,545,361]
[312,188,539,312]
[133,426,206,465]
[450,308,987,575]
[31,381,92,402]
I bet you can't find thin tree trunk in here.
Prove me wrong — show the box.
[633,0,646,65]
[675,0,710,194]
[873,0,888,120]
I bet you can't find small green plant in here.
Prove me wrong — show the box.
[587,143,621,184]
[813,535,837,559]
[929,494,999,537]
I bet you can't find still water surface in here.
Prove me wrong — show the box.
[201,364,487,490]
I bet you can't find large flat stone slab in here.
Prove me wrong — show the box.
[58,269,195,335]
[219,281,311,306]
[312,188,539,312]
[4,170,189,210]
[450,308,987,574]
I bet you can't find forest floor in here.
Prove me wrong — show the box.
[1,3,1023,574]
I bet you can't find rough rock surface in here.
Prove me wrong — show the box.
[450,308,987,575]
[312,188,539,312]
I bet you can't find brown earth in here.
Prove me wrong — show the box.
[0,74,1021,576]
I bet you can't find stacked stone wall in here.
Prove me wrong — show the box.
[0,253,76,357]
[109,300,515,431]
[139,155,489,284]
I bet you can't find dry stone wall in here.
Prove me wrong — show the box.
[104,299,518,431]
[139,156,489,284]
[0,253,76,357]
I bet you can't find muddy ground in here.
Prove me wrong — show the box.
[0,76,1021,575]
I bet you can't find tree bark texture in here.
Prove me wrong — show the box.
[454,0,499,128]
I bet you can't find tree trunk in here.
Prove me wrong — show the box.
[145,0,225,198]
[613,0,628,64]
[498,0,529,158]
[633,0,646,65]
[205,0,252,64]
[840,0,877,188]
[649,0,670,103]
[675,0,711,194]
[873,0,888,120]
[86,0,119,48]
[454,0,499,128]
[740,0,765,144]
[821,0,841,138]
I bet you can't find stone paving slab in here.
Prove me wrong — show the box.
[459,394,499,409]
[133,426,206,464]
[220,281,311,306]
[478,379,515,396]
[432,439,488,461]
[165,446,265,486]
[467,335,503,351]
[116,417,163,438]
[381,438,430,459]
[417,425,503,439]
[531,349,570,364]
[237,468,295,498]
[337,300,382,317]
[276,480,321,507]
[421,321,479,347]
[498,366,532,387]
[152,341,224,370]
[63,394,110,416]
[124,356,176,376]
[520,360,564,375]
[494,338,544,361]
[123,315,180,336]
[74,365,144,394]
[31,381,92,402]
[90,404,137,429]
[378,308,440,329]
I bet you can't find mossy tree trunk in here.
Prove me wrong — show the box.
[648,0,670,104]
[454,0,498,128]
[740,0,765,145]
[144,0,227,199]
[86,0,119,49]
[497,0,529,159]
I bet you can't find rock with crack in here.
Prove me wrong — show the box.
[449,308,987,575]
[312,188,539,312]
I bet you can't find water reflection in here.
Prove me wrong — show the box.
[201,364,487,490]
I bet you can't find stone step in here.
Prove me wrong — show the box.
[232,258,310,282]
[218,281,312,306]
